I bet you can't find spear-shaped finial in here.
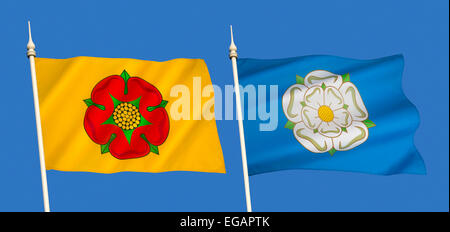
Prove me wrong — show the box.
[27,21,36,57]
[229,25,238,59]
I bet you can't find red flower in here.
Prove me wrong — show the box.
[83,70,169,159]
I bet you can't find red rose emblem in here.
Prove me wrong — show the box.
[83,70,169,159]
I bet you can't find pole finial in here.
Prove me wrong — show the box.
[27,21,36,57]
[229,25,237,59]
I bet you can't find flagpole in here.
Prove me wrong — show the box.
[229,25,252,212]
[27,21,50,212]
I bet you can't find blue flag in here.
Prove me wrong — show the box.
[237,54,426,176]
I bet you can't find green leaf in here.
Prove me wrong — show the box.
[121,70,131,94]
[328,148,336,156]
[101,134,116,154]
[148,100,169,112]
[342,127,347,132]
[321,83,326,90]
[84,98,93,106]
[296,75,304,85]
[160,100,168,108]
[313,128,318,133]
[100,144,109,154]
[284,121,295,130]
[150,144,159,155]
[363,119,376,128]
[342,73,350,82]
[141,134,159,155]
[343,104,349,109]
[300,101,306,107]
[120,70,130,82]
[84,98,105,110]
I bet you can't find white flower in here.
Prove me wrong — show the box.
[282,70,373,154]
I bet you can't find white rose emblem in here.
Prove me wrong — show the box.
[282,70,375,155]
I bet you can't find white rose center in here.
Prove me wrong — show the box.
[318,105,334,122]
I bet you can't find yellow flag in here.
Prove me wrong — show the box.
[35,56,225,174]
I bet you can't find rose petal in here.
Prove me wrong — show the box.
[324,86,344,110]
[109,130,150,159]
[293,122,333,153]
[91,75,126,107]
[339,82,368,121]
[304,70,343,89]
[304,86,324,109]
[332,121,368,151]
[332,108,352,128]
[84,107,121,144]
[127,77,162,106]
[301,106,321,129]
[282,84,308,123]
[136,107,170,146]
[84,75,124,145]
[318,121,342,138]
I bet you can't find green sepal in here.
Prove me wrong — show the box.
[121,70,130,82]
[328,148,336,156]
[84,98,93,107]
[160,100,168,108]
[363,119,376,128]
[109,93,123,108]
[128,96,141,108]
[342,73,350,82]
[101,134,116,154]
[101,115,116,125]
[135,97,152,127]
[138,115,152,127]
[342,127,347,132]
[141,134,159,155]
[121,70,131,94]
[101,144,109,154]
[84,98,105,110]
[123,130,133,144]
[100,95,151,144]
[150,144,159,155]
[343,104,349,109]
[300,101,306,107]
[100,144,109,154]
[321,83,326,90]
[313,128,318,133]
[101,94,124,126]
[284,121,295,130]
[296,75,304,85]
[148,100,168,112]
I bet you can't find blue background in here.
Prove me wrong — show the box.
[0,0,448,211]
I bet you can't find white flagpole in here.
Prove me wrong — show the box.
[229,25,252,212]
[27,21,50,212]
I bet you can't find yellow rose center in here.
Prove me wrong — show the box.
[318,105,334,122]
[113,102,141,130]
